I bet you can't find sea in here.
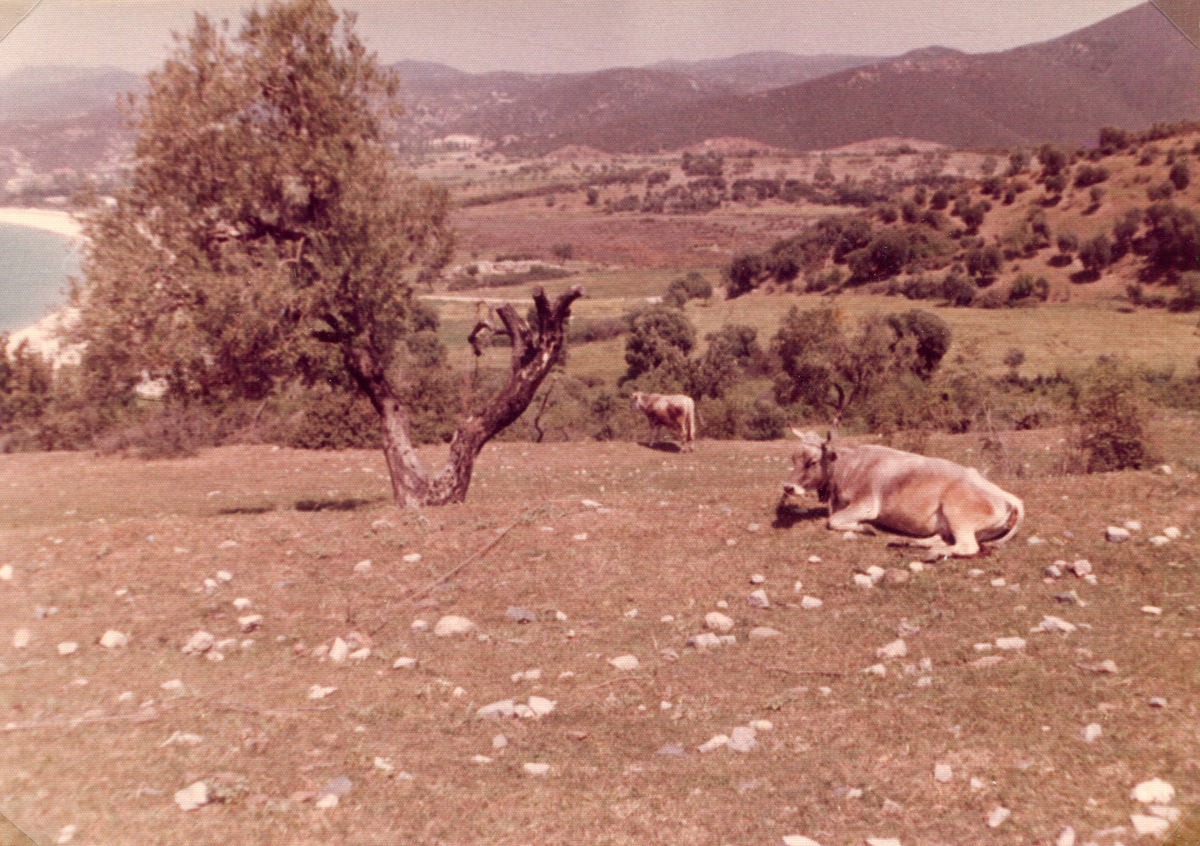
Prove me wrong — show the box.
[0,222,81,334]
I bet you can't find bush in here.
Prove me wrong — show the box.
[1078,361,1154,472]
[1169,272,1200,312]
[287,390,382,450]
[740,398,787,440]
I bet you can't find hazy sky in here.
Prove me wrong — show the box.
[0,0,1153,78]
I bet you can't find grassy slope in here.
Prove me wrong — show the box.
[0,440,1196,845]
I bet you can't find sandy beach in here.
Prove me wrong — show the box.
[0,206,83,239]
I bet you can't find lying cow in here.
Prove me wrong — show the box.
[782,429,1024,559]
[631,391,696,452]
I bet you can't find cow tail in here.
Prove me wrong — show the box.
[689,401,698,443]
[995,493,1025,545]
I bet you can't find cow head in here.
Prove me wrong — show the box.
[630,391,645,411]
[783,428,834,501]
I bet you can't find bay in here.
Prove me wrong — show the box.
[0,222,81,333]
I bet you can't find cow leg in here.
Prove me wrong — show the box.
[826,501,880,535]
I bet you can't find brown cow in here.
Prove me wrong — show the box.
[631,392,696,452]
[782,429,1024,559]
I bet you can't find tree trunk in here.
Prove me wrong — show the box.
[420,285,583,506]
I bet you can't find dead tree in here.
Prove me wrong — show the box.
[394,285,583,506]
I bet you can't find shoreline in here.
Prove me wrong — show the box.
[0,207,84,239]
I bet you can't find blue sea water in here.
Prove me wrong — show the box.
[0,223,81,333]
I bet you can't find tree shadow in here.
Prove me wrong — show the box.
[217,504,276,515]
[1069,269,1103,284]
[1047,254,1074,268]
[772,499,827,529]
[638,441,685,453]
[294,497,384,512]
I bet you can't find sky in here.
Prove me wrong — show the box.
[0,0,1156,79]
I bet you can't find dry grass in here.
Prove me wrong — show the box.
[1,438,1197,845]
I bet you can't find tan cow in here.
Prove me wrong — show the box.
[782,429,1023,559]
[631,392,696,452]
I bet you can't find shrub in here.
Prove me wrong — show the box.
[942,270,978,306]
[1169,272,1200,312]
[1078,361,1154,472]
[288,390,382,450]
[1074,164,1109,188]
[740,398,787,440]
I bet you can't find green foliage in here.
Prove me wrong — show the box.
[1078,234,1113,275]
[1073,164,1109,188]
[71,0,453,418]
[665,271,713,307]
[1169,159,1191,191]
[886,310,952,379]
[1077,361,1154,472]
[288,390,382,450]
[740,398,788,440]
[1168,272,1200,313]
[965,243,1003,284]
[0,338,54,427]
[1143,201,1200,273]
[622,306,696,384]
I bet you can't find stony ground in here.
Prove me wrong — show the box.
[0,438,1197,846]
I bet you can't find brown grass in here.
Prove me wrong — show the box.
[1,438,1197,845]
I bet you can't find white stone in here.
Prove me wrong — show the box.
[527,696,556,717]
[573,533,588,541]
[990,578,1006,587]
[1070,560,1093,576]
[434,615,475,637]
[55,824,77,844]
[995,637,1026,650]
[411,619,430,633]
[1150,536,1171,546]
[182,630,215,654]
[478,700,516,719]
[697,734,728,752]
[1055,825,1075,846]
[57,641,78,656]
[1163,526,1182,539]
[0,565,12,581]
[728,726,757,752]
[523,762,551,776]
[908,561,925,573]
[865,839,902,846]
[161,679,184,691]
[863,663,887,677]
[608,654,640,671]
[877,639,907,660]
[987,806,1011,828]
[1106,526,1131,542]
[392,656,418,669]
[853,574,874,588]
[216,570,233,583]
[403,553,422,563]
[315,793,339,809]
[750,719,773,731]
[782,837,823,846]
[1032,616,1077,634]
[749,626,782,641]
[12,628,31,649]
[705,612,735,632]
[1131,777,1175,804]
[686,632,722,649]
[374,756,394,772]
[1129,814,1169,837]
[748,589,770,609]
[492,734,508,749]
[1124,520,1142,532]
[934,764,952,783]
[750,573,766,584]
[328,638,349,663]
[1141,606,1162,616]
[348,647,371,662]
[174,781,209,811]
[1082,723,1102,742]
[866,565,886,583]
[1149,805,1181,822]
[307,685,337,700]
[354,559,372,573]
[472,754,493,764]
[99,630,127,648]
[237,614,263,633]
[581,499,602,508]
[801,596,823,609]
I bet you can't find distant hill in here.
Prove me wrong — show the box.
[503,2,1199,153]
[0,2,1196,182]
[649,52,883,93]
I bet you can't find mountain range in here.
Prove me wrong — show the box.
[0,1,1195,182]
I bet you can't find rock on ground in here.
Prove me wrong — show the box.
[174,781,209,811]
[434,615,475,637]
[1131,777,1175,804]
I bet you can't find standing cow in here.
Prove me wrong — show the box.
[782,429,1023,559]
[631,392,696,452]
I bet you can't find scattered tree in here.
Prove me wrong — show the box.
[70,0,582,507]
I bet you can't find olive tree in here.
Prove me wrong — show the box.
[70,0,580,507]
